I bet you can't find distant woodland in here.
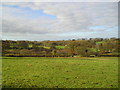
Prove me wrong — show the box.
[1,38,120,57]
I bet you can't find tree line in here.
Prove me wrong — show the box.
[1,38,120,57]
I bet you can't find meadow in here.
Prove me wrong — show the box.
[2,57,118,88]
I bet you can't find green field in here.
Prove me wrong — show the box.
[55,46,65,49]
[2,57,118,88]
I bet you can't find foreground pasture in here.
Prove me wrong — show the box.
[2,57,118,88]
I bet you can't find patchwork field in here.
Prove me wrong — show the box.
[2,57,118,88]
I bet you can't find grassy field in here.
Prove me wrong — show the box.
[2,57,118,88]
[55,46,65,49]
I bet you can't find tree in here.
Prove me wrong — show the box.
[19,41,29,49]
[2,40,11,55]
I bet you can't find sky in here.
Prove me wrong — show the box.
[1,2,118,41]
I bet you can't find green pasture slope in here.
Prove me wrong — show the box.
[2,57,118,88]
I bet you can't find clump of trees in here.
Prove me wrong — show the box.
[2,38,120,57]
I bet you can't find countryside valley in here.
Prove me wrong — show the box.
[2,38,119,57]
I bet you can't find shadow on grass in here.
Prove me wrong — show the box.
[2,57,25,60]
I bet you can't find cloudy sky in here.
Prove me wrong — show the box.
[1,2,118,41]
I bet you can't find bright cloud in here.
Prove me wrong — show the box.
[2,2,118,40]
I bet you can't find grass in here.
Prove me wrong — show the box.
[43,46,50,49]
[89,48,97,52]
[96,41,103,44]
[55,46,65,49]
[28,45,65,49]
[2,57,118,88]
